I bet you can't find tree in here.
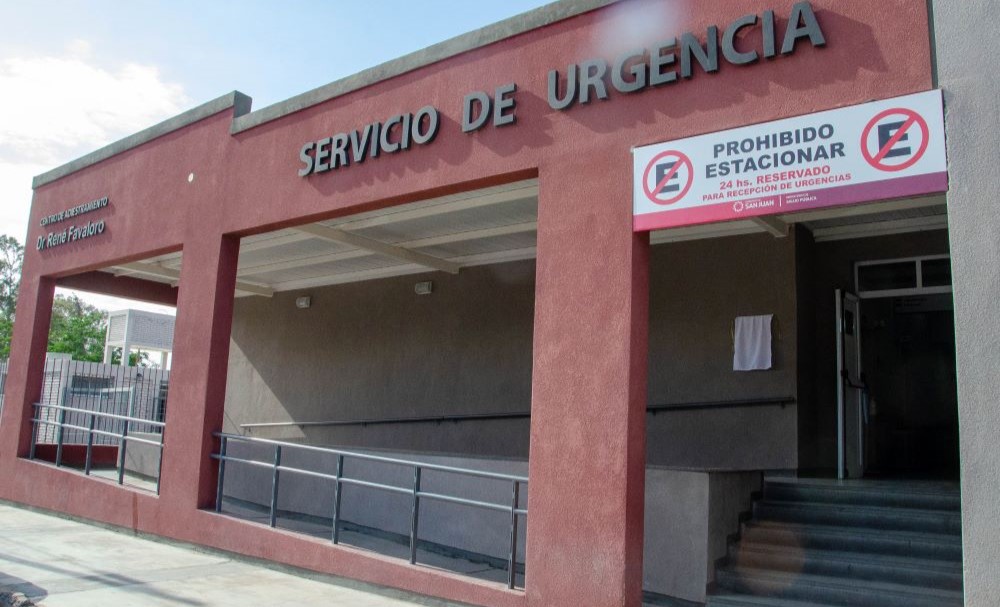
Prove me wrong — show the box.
[0,236,24,358]
[47,294,107,362]
[0,234,112,363]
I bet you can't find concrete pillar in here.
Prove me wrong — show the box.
[0,271,55,459]
[525,152,649,607]
[933,3,1000,606]
[157,234,239,512]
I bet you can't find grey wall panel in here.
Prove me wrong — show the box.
[226,232,801,469]
[932,1,1000,603]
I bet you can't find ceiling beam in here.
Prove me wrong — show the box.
[238,230,315,253]
[239,221,536,277]
[293,225,460,274]
[329,184,537,231]
[811,214,948,243]
[751,215,789,238]
[399,221,536,249]
[266,246,538,293]
[238,249,369,277]
[230,181,538,258]
[115,262,274,297]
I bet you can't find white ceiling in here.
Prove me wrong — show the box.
[103,186,947,298]
[105,180,539,297]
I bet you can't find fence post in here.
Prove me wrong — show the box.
[331,454,344,544]
[269,445,282,527]
[55,402,67,467]
[28,404,38,460]
[508,481,521,589]
[117,416,130,484]
[215,436,228,512]
[409,467,422,564]
[84,415,96,475]
[155,435,165,496]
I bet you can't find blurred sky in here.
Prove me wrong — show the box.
[0,1,552,314]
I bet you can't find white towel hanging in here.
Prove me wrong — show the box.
[733,314,773,371]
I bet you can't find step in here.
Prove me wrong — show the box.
[715,567,963,607]
[763,481,960,512]
[753,500,962,535]
[708,594,838,607]
[727,543,963,590]
[739,521,962,561]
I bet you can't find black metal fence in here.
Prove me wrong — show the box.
[31,357,169,445]
[214,433,528,589]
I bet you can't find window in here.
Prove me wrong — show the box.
[70,375,113,393]
[855,255,952,298]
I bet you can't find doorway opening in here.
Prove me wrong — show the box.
[838,255,959,480]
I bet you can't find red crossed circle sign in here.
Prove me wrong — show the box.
[861,107,930,172]
[642,150,694,205]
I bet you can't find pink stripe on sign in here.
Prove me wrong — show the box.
[634,172,948,232]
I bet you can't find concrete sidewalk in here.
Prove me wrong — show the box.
[0,502,467,606]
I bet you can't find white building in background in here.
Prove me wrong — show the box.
[103,309,174,369]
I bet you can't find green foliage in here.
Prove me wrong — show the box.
[0,236,23,357]
[47,294,107,362]
[0,234,111,363]
[110,347,155,368]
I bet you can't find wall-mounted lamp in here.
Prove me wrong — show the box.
[295,296,312,309]
[414,281,433,295]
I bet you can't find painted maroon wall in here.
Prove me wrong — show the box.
[0,2,933,606]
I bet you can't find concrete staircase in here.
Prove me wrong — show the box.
[707,478,963,607]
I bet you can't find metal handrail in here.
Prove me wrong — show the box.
[34,403,166,427]
[648,396,796,413]
[239,397,798,429]
[211,432,527,589]
[30,402,165,494]
[241,411,529,429]
[213,432,527,483]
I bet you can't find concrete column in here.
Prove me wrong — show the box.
[0,271,55,459]
[933,2,1000,606]
[157,233,239,512]
[525,153,649,607]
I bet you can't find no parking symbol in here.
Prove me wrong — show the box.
[642,150,694,205]
[861,107,931,172]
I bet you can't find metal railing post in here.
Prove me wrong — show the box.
[28,404,38,460]
[215,436,228,512]
[155,440,164,496]
[84,415,97,475]
[331,454,344,544]
[55,404,67,467]
[117,416,130,485]
[508,480,521,589]
[409,466,422,564]
[269,445,282,527]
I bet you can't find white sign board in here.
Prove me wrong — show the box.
[633,90,947,232]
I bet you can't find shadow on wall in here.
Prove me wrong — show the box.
[646,233,800,470]
[224,261,536,458]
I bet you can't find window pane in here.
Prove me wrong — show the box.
[921,258,952,287]
[858,262,918,292]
